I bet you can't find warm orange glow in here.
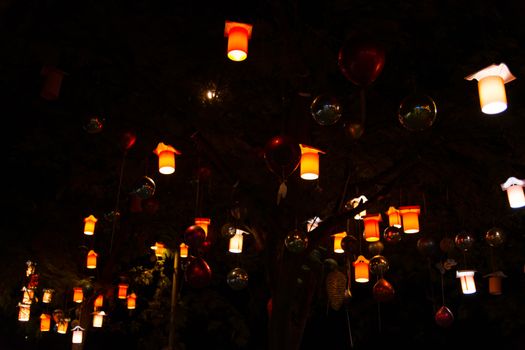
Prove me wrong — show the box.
[399,206,420,234]
[386,206,402,228]
[87,250,97,269]
[353,255,370,283]
[127,293,137,309]
[478,76,507,115]
[73,288,83,303]
[22,287,34,304]
[72,326,84,344]
[180,243,189,258]
[94,294,104,309]
[363,214,382,242]
[195,217,211,237]
[153,142,181,175]
[299,145,325,180]
[488,276,502,295]
[151,242,166,257]
[57,319,69,334]
[40,313,51,332]
[83,215,97,235]
[225,21,253,62]
[456,270,476,294]
[332,232,347,253]
[18,304,30,321]
[229,230,244,253]
[118,284,128,299]
[92,311,106,328]
[42,289,54,304]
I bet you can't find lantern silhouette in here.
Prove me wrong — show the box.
[224,21,253,62]
[399,206,420,233]
[353,255,370,283]
[500,177,525,208]
[363,214,382,242]
[42,289,54,304]
[72,326,84,344]
[87,250,97,269]
[118,284,128,299]
[151,242,166,258]
[484,271,507,296]
[456,270,476,294]
[465,63,516,115]
[195,217,211,237]
[57,319,69,334]
[332,232,347,253]
[180,243,189,258]
[40,66,64,100]
[92,311,106,328]
[73,288,83,303]
[127,293,137,309]
[299,144,325,180]
[386,206,402,228]
[83,215,97,235]
[18,303,30,321]
[229,229,244,253]
[40,313,51,332]
[94,294,104,309]
[153,142,181,175]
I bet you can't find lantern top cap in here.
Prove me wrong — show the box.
[354,255,369,264]
[332,231,347,237]
[465,63,516,84]
[386,206,399,215]
[128,292,137,297]
[195,217,211,223]
[84,215,97,223]
[483,270,507,278]
[87,250,97,256]
[299,144,326,154]
[362,213,382,221]
[92,310,107,316]
[153,142,181,155]
[71,326,85,331]
[501,176,525,190]
[399,206,421,213]
[456,270,476,277]
[40,313,51,318]
[224,21,253,38]
[151,242,165,250]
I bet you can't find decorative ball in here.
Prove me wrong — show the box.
[485,227,505,247]
[439,237,455,253]
[185,257,212,288]
[184,225,206,248]
[454,231,475,251]
[344,121,365,140]
[221,223,237,239]
[372,278,395,302]
[199,240,213,254]
[310,94,342,126]
[83,116,104,134]
[369,255,389,275]
[435,305,454,328]
[398,94,437,132]
[264,135,301,179]
[417,237,437,257]
[227,267,249,290]
[132,176,156,199]
[338,39,385,87]
[341,234,358,254]
[368,241,384,256]
[284,229,308,253]
[383,226,402,244]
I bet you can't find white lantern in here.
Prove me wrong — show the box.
[456,270,476,294]
[71,326,84,344]
[501,177,525,208]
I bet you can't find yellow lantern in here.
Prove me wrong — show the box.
[195,217,211,238]
[500,177,525,208]
[353,255,370,283]
[150,242,166,258]
[363,214,382,242]
[224,21,253,62]
[229,230,244,253]
[399,206,420,234]
[386,206,402,228]
[153,142,181,175]
[71,326,84,344]
[87,250,98,269]
[127,293,137,310]
[332,232,346,254]
[94,294,104,309]
[40,313,51,332]
[83,215,97,235]
[42,289,54,304]
[18,303,30,322]
[22,287,34,304]
[179,243,189,258]
[456,270,476,294]
[92,311,106,328]
[118,284,128,299]
[465,63,516,115]
[57,319,69,334]
[299,144,325,180]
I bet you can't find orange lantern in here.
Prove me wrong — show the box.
[92,311,106,328]
[87,250,98,269]
[484,271,507,296]
[42,289,54,304]
[151,242,166,258]
[299,144,325,180]
[40,313,51,332]
[399,206,421,234]
[500,177,525,208]
[73,288,83,303]
[57,319,69,334]
[18,303,30,322]
[40,66,64,101]
[83,215,98,235]
[153,142,181,175]
[127,293,137,310]
[179,243,189,258]
[229,230,244,253]
[22,287,34,304]
[353,255,370,283]
[363,214,382,242]
[118,284,128,299]
[332,232,347,254]
[224,21,253,62]
[94,294,104,309]
[195,217,211,238]
[71,326,84,344]
[456,270,476,294]
[386,206,402,228]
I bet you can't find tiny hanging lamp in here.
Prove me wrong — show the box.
[18,303,30,322]
[179,243,189,258]
[224,21,253,62]
[94,294,104,309]
[40,313,51,332]
[92,311,106,328]
[86,250,98,269]
[456,270,476,294]
[153,142,181,175]
[353,255,370,283]
[500,177,525,208]
[150,242,166,258]
[127,292,137,310]
[71,326,85,344]
[194,217,211,238]
[57,319,69,334]
[118,283,129,299]
[83,215,98,236]
[399,206,421,234]
[229,229,244,253]
[363,214,382,242]
[299,144,325,180]
[386,206,402,228]
[332,232,347,253]
[73,288,83,303]
[42,289,54,304]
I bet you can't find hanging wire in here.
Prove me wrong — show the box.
[440,273,446,306]
[345,306,354,348]
[109,152,127,254]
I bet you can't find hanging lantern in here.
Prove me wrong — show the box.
[40,313,51,332]
[94,294,104,309]
[40,66,64,100]
[299,144,325,180]
[347,195,368,219]
[484,271,507,296]
[42,289,54,304]
[229,229,244,253]
[18,303,30,322]
[57,319,69,334]
[386,206,402,228]
[500,177,525,208]
[306,216,322,232]
[399,206,420,233]
[26,260,36,276]
[22,287,34,304]
[224,21,253,62]
[83,215,98,235]
[153,142,181,175]
[194,217,211,238]
[73,288,83,303]
[71,326,84,344]
[127,293,137,310]
[86,250,98,269]
[363,214,382,242]
[92,311,106,328]
[151,242,166,258]
[180,243,189,258]
[456,270,476,294]
[332,232,347,253]
[353,255,370,283]
[118,284,128,299]
[465,63,516,115]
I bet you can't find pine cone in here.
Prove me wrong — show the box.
[326,269,347,311]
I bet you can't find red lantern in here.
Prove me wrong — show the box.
[40,313,51,332]
[127,293,137,310]
[372,278,395,302]
[185,257,212,288]
[435,305,454,328]
[86,250,97,269]
[73,288,83,303]
[224,21,253,62]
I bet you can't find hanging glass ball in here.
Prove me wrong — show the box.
[341,234,358,254]
[383,226,402,244]
[454,231,475,251]
[435,305,454,328]
[227,267,249,290]
[368,241,384,256]
[369,255,389,275]
[184,225,206,248]
[221,223,237,239]
[284,229,308,253]
[485,227,505,247]
[83,116,104,134]
[131,176,156,199]
[439,237,455,253]
[417,237,436,257]
[398,94,437,131]
[310,94,342,126]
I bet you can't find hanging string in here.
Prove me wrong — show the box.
[440,273,445,306]
[427,257,437,314]
[345,306,354,348]
[109,152,127,255]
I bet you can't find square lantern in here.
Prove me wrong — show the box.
[18,303,30,322]
[73,288,83,303]
[127,292,137,310]
[399,206,421,234]
[224,21,253,62]
[153,142,181,175]
[57,319,69,334]
[151,242,166,258]
[500,177,525,208]
[229,229,244,253]
[195,217,211,238]
[332,232,347,254]
[87,250,97,269]
[40,313,51,332]
[456,270,476,294]
[179,243,189,258]
[386,206,402,228]
[363,214,382,242]
[299,144,325,180]
[42,289,54,304]
[22,287,34,304]
[83,215,97,235]
[71,326,84,344]
[465,63,516,115]
[92,311,106,328]
[353,255,370,283]
[94,294,104,309]
[118,284,129,299]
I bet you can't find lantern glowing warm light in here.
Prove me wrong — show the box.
[118,284,128,299]
[94,294,104,309]
[465,63,516,115]
[179,243,189,258]
[127,293,137,310]
[348,195,368,219]
[83,215,98,235]
[456,270,476,294]
[332,232,347,254]
[57,319,69,334]
[42,289,54,303]
[92,311,106,328]
[386,206,402,228]
[229,229,244,253]
[87,250,97,269]
[484,271,507,296]
[353,255,370,283]
[224,21,253,62]
[18,303,30,322]
[73,288,83,303]
[153,142,181,175]
[40,313,51,332]
[399,206,421,234]
[500,177,525,208]
[71,326,84,344]
[195,217,211,237]
[363,214,382,242]
[22,287,34,304]
[299,144,325,180]
[151,242,166,258]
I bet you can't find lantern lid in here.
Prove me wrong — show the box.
[331,231,347,238]
[40,313,50,318]
[362,213,382,221]
[500,176,525,190]
[456,269,476,277]
[224,21,253,38]
[353,255,369,265]
[386,206,399,215]
[399,206,421,214]
[92,311,107,316]
[483,270,507,278]
[84,215,97,223]
[87,250,97,256]
[194,217,211,224]
[464,63,516,84]
[153,142,181,156]
[299,144,326,155]
[150,242,165,250]
[128,292,137,298]
[71,325,85,331]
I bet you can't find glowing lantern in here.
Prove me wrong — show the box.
[456,270,476,294]
[332,232,347,253]
[127,293,137,309]
[87,250,97,269]
[229,229,244,253]
[465,63,515,115]
[40,313,51,332]
[224,21,253,62]
[348,195,368,219]
[484,271,507,296]
[71,326,84,344]
[42,289,54,303]
[92,311,106,328]
[399,206,420,234]
[83,215,97,235]
[195,217,211,237]
[180,243,189,258]
[57,319,69,334]
[151,242,166,258]
[73,288,83,303]
[26,261,36,276]
[153,142,181,175]
[386,206,402,228]
[22,287,34,304]
[363,214,382,242]
[299,144,325,180]
[18,303,30,321]
[306,217,322,232]
[353,255,370,283]
[118,284,128,299]
[500,177,525,208]
[94,294,104,309]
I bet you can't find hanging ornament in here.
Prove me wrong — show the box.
[344,121,365,140]
[185,257,212,288]
[368,241,384,256]
[369,255,389,276]
[454,231,475,251]
[439,237,455,253]
[131,176,156,199]
[326,269,347,311]
[485,227,505,247]
[383,226,402,244]
[417,237,437,257]
[398,94,437,131]
[284,229,308,253]
[338,38,385,87]
[435,305,454,328]
[341,234,358,254]
[310,94,342,126]
[226,267,249,290]
[483,271,507,295]
[184,225,206,249]
[372,278,395,302]
[120,130,137,151]
[83,116,104,134]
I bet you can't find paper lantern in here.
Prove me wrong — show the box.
[229,229,244,253]
[26,261,36,276]
[83,215,97,235]
[87,250,97,269]
[40,313,51,332]
[118,284,128,299]
[195,217,211,237]
[94,294,104,309]
[224,21,253,62]
[399,206,420,234]
[363,214,382,242]
[299,144,325,180]
[150,242,166,258]
[180,243,189,258]
[456,270,476,294]
[42,289,54,304]
[484,271,507,296]
[348,195,368,219]
[500,177,525,208]
[71,326,84,344]
[57,319,69,334]
[92,311,106,328]
[386,206,402,228]
[353,255,370,283]
[73,288,83,303]
[40,66,64,100]
[127,293,137,310]
[153,142,181,175]
[332,232,347,254]
[465,63,516,115]
[22,287,34,304]
[18,303,30,321]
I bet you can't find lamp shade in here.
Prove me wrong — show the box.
[363,214,382,242]
[501,177,525,208]
[456,270,476,294]
[40,313,51,332]
[229,230,244,253]
[224,21,253,62]
[87,250,97,269]
[94,294,104,309]
[18,303,30,321]
[83,215,97,235]
[180,243,189,258]
[151,242,165,258]
[195,217,211,237]
[332,232,347,253]
[153,142,181,175]
[127,293,137,309]
[399,206,420,234]
[386,206,402,228]
[71,326,84,344]
[57,319,69,334]
[118,284,128,299]
[353,255,370,283]
[299,144,325,180]
[42,289,54,304]
[73,288,83,303]
[92,311,106,328]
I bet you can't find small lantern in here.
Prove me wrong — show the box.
[26,260,36,276]
[57,319,69,334]
[87,250,98,269]
[118,284,128,299]
[224,21,253,62]
[92,311,106,328]
[40,313,51,332]
[229,229,244,253]
[299,144,325,180]
[42,289,54,303]
[399,206,421,234]
[500,177,525,208]
[332,232,347,253]
[195,217,211,238]
[306,217,322,232]
[22,287,34,304]
[73,288,83,303]
[94,294,104,309]
[348,195,368,219]
[353,255,370,283]
[83,215,98,235]
[18,303,30,322]
[40,66,64,101]
[465,63,516,115]
[151,242,166,258]
[180,243,189,258]
[386,206,402,228]
[363,214,382,242]
[484,271,507,296]
[71,326,84,344]
[153,142,181,175]
[127,293,137,310]
[456,270,476,294]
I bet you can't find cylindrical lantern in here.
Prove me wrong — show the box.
[42,289,54,304]
[299,145,325,180]
[83,215,98,235]
[127,293,137,310]
[180,243,189,258]
[386,206,402,228]
[57,319,69,334]
[501,177,525,208]
[87,250,98,269]
[456,270,476,294]
[484,271,506,296]
[71,326,84,344]
[18,304,30,322]
[94,294,104,309]
[73,288,83,303]
[40,313,51,332]
[118,284,128,299]
[224,21,253,62]
[195,217,211,238]
[363,214,382,242]
[399,206,421,234]
[92,311,106,328]
[353,255,370,283]
[229,230,244,253]
[40,66,64,101]
[332,232,347,253]
[153,142,181,175]
[151,242,165,258]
